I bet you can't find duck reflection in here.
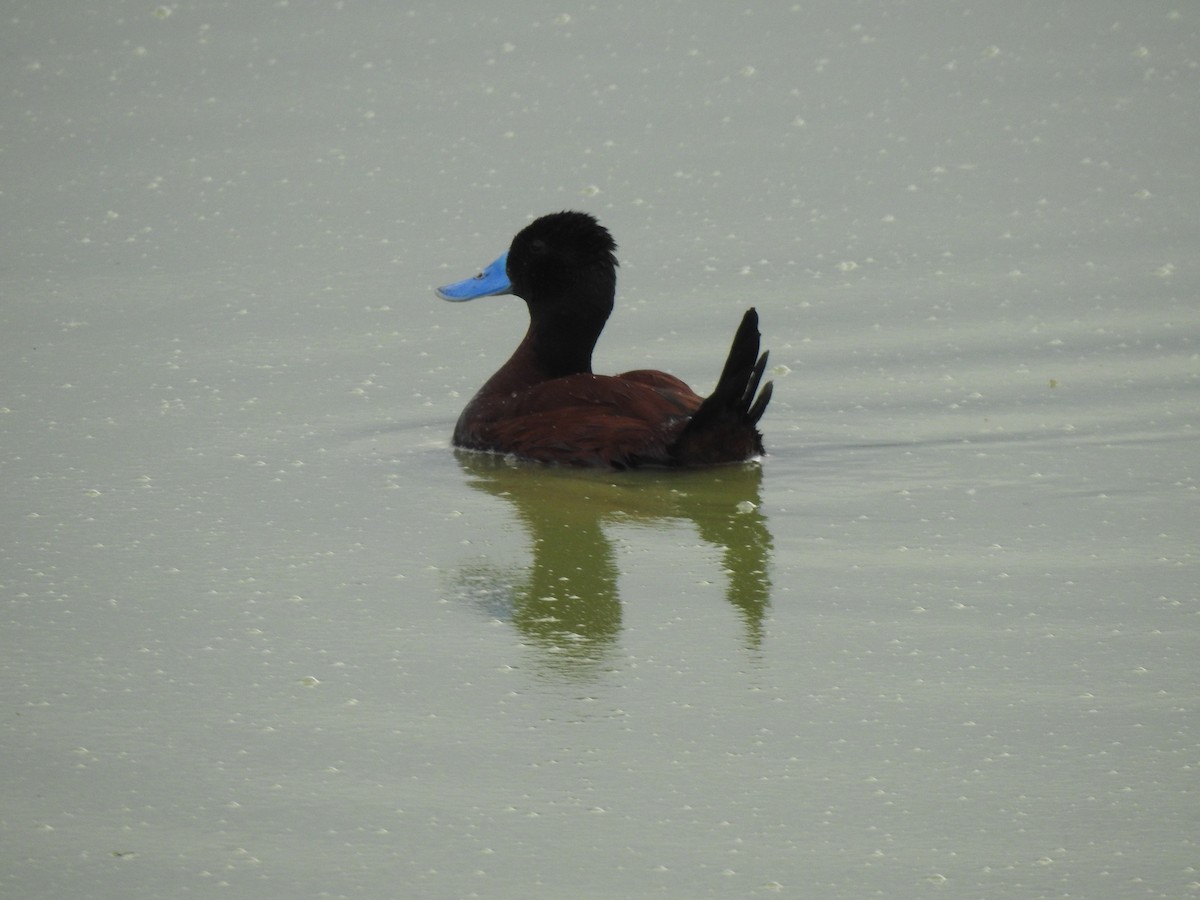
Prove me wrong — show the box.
[451,452,773,678]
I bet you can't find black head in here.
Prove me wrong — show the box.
[506,211,619,308]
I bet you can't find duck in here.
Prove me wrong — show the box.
[436,211,773,469]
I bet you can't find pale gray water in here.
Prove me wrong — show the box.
[3,2,1197,898]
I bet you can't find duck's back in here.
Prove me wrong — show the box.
[454,371,702,469]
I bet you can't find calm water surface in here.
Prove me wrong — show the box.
[3,2,1197,898]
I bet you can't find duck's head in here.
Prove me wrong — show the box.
[506,211,618,307]
[437,211,620,377]
[437,211,618,311]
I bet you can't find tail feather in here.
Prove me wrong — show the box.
[670,308,774,466]
[745,355,773,426]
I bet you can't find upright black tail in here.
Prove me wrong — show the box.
[670,308,773,466]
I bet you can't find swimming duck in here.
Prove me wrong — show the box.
[436,211,772,468]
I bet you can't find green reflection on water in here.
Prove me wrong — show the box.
[451,452,773,679]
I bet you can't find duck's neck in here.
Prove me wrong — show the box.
[527,303,606,378]
[472,320,595,402]
[496,290,611,388]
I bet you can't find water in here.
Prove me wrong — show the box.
[3,2,1197,897]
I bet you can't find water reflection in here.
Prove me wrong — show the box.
[451,453,774,679]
